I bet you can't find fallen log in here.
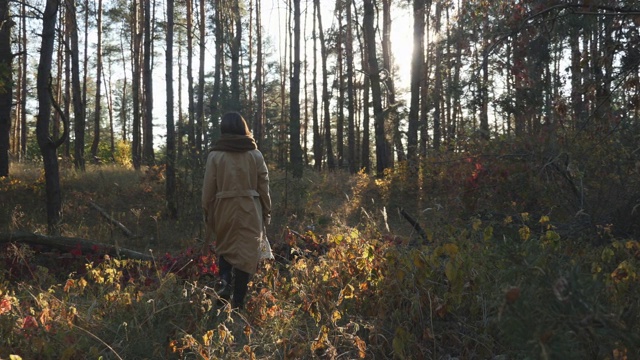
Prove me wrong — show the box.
[89,201,135,238]
[399,208,429,244]
[0,231,153,261]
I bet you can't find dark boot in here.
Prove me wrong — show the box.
[232,268,250,309]
[215,255,233,300]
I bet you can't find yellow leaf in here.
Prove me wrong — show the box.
[202,330,214,346]
[331,310,342,324]
[483,226,493,242]
[539,215,550,224]
[443,243,459,257]
[519,226,531,241]
[445,261,458,283]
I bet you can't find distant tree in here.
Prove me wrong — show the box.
[0,0,12,177]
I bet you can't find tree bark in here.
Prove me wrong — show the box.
[290,0,303,178]
[407,0,425,170]
[37,0,64,234]
[363,0,390,177]
[0,0,12,177]
[91,0,104,162]
[315,0,335,170]
[345,0,356,173]
[166,0,177,218]
[1,231,153,261]
[68,0,85,171]
[195,0,206,153]
[142,0,155,164]
[131,0,142,169]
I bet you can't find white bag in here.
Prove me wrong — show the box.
[259,233,274,260]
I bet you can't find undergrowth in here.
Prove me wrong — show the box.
[1,144,639,359]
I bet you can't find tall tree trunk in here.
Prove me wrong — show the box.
[186,0,195,155]
[290,0,303,178]
[363,0,390,177]
[336,2,344,168]
[37,0,65,234]
[315,0,334,170]
[131,0,142,169]
[0,0,12,177]
[104,59,115,157]
[63,6,70,158]
[345,0,356,173]
[230,0,241,110]
[432,2,442,150]
[407,0,424,169]
[196,0,206,152]
[479,16,489,140]
[166,0,177,218]
[20,0,28,159]
[143,0,154,164]
[253,0,265,148]
[91,0,104,162]
[312,1,322,170]
[382,0,403,163]
[118,19,128,142]
[210,2,223,145]
[68,0,85,170]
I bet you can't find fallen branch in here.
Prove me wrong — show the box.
[399,208,428,244]
[89,201,135,238]
[0,231,152,261]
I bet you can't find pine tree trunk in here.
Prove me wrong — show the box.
[166,0,177,218]
[345,0,356,173]
[91,0,104,162]
[37,0,63,234]
[290,0,303,178]
[0,0,12,177]
[407,0,425,170]
[312,1,322,171]
[315,0,334,170]
[196,0,206,152]
[68,0,85,170]
[363,0,390,177]
[143,0,154,164]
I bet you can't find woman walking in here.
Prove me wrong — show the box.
[202,111,272,309]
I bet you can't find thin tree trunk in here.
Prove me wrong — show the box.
[253,0,264,148]
[91,0,104,162]
[143,0,154,164]
[196,0,206,153]
[0,0,12,177]
[336,2,344,168]
[315,0,334,170]
[166,0,177,218]
[230,0,241,110]
[290,0,303,178]
[407,0,424,169]
[312,1,321,170]
[131,0,142,169]
[20,0,28,159]
[186,0,195,156]
[345,0,356,173]
[68,0,85,170]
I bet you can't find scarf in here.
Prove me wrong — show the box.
[210,134,257,152]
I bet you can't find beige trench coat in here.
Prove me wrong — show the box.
[202,149,271,275]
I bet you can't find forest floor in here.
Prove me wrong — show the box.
[1,159,639,359]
